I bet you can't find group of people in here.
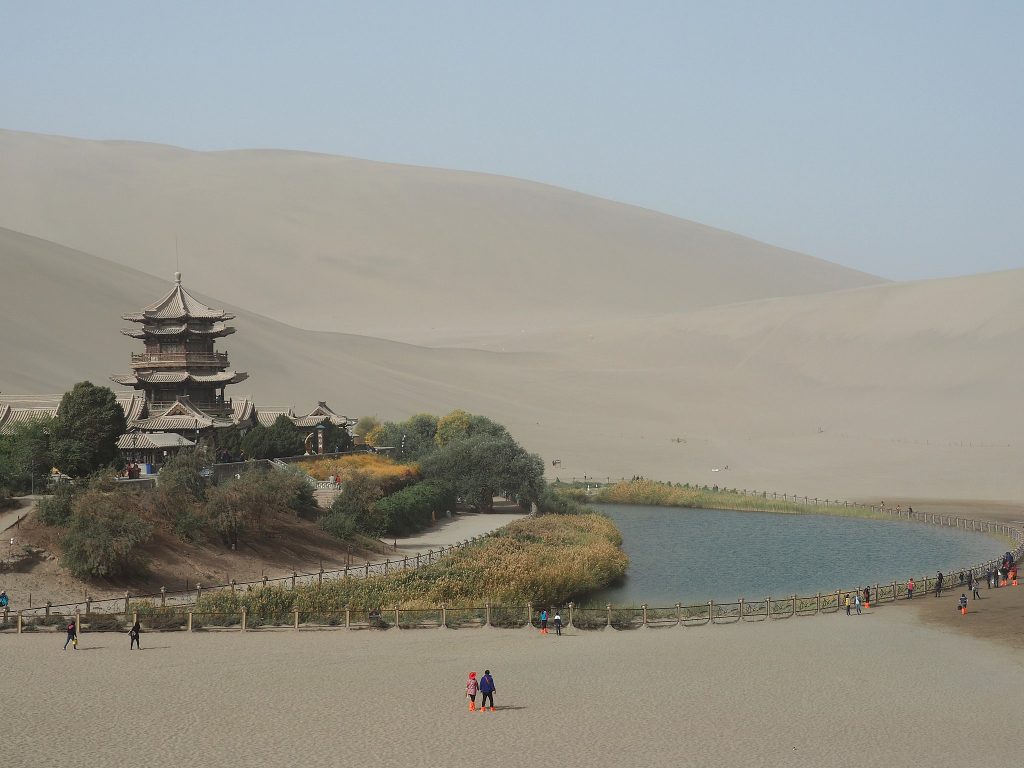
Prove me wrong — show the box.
[61,619,142,650]
[538,609,563,635]
[465,670,496,712]
[844,586,873,615]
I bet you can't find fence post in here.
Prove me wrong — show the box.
[708,601,714,624]
[675,602,681,625]
[791,595,796,616]
[569,602,575,629]
[816,592,821,614]
[85,596,92,615]
[739,597,744,621]
[75,611,81,640]
[364,562,369,578]
[160,587,166,607]
[293,609,299,631]
[527,602,533,628]
[385,559,389,575]
[45,601,51,617]
[416,553,421,568]
[291,571,297,589]
[485,601,491,627]
[394,604,400,628]
[641,603,648,627]
[403,557,408,570]
[187,611,193,632]
[196,584,203,604]
[318,567,324,586]
[17,611,22,634]
[132,611,138,626]
[344,564,350,579]
[606,603,612,629]
[891,582,897,602]
[441,604,447,628]
[262,575,268,588]
[124,591,130,613]
[241,608,247,632]
[345,605,351,630]
[765,596,771,619]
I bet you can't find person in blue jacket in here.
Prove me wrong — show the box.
[478,669,496,712]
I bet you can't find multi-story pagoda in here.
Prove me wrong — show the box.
[111,272,248,433]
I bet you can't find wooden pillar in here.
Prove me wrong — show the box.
[384,559,389,575]
[527,602,533,628]
[485,601,491,627]
[708,601,714,624]
[416,553,421,568]
[240,608,247,632]
[675,602,681,625]
[291,571,297,589]
[345,606,351,629]
[45,601,51,617]
[196,584,203,604]
[262,575,268,588]
[160,587,166,607]
[641,603,648,626]
[187,611,193,632]
[16,612,22,634]
[318,567,324,586]
[569,602,576,628]
[441,604,447,628]
[765,596,771,619]
[230,579,236,593]
[85,596,92,615]
[293,609,299,630]
[75,611,81,640]
[816,593,821,613]
[364,562,369,578]
[738,597,744,620]
[394,604,401,628]
[124,591,130,613]
[606,603,612,628]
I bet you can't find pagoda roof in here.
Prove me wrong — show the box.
[130,397,234,431]
[254,402,354,429]
[232,397,255,423]
[111,371,248,386]
[0,393,146,434]
[256,408,296,428]
[120,322,235,339]
[122,273,236,323]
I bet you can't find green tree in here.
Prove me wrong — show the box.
[0,417,54,493]
[240,424,272,459]
[205,467,314,547]
[214,425,243,457]
[51,382,126,477]
[420,432,544,511]
[370,413,438,460]
[267,415,304,458]
[37,482,76,526]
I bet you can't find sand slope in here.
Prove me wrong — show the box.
[0,129,881,343]
[2,227,1023,501]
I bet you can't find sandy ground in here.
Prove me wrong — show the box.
[2,603,1019,768]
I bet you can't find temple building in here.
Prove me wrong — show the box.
[111,271,248,427]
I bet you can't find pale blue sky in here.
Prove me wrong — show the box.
[2,2,1021,280]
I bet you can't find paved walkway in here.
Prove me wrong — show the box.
[0,497,38,532]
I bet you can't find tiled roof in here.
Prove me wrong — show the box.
[112,371,247,386]
[115,394,146,422]
[256,408,295,428]
[189,371,248,385]
[292,415,332,428]
[130,396,233,431]
[120,322,235,339]
[117,431,196,450]
[0,406,58,435]
[231,398,255,423]
[122,273,235,323]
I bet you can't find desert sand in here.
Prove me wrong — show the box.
[3,604,1020,768]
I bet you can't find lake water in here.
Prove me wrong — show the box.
[587,504,1002,606]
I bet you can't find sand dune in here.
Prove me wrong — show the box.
[0,129,881,344]
[2,227,1023,502]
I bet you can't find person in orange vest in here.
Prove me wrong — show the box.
[907,578,916,599]
[958,593,968,615]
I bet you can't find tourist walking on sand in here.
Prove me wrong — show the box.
[466,672,479,712]
[129,619,141,650]
[907,578,915,599]
[63,619,77,650]
[553,612,562,636]
[958,593,968,615]
[479,670,496,712]
[844,594,851,615]
[539,609,548,635]
[972,579,981,601]
[854,594,862,615]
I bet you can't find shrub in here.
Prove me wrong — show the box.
[374,481,454,535]
[37,484,76,526]
[322,471,384,537]
[60,488,153,579]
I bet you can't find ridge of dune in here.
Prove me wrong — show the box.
[2,226,1022,502]
[0,128,883,344]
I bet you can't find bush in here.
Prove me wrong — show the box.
[374,481,454,536]
[61,488,153,579]
[204,467,315,547]
[321,471,385,537]
[37,484,76,526]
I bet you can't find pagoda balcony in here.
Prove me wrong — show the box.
[131,352,230,367]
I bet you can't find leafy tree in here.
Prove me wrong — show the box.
[0,417,54,493]
[353,415,379,442]
[434,409,471,447]
[205,467,314,547]
[60,485,153,578]
[240,424,272,459]
[420,432,544,511]
[374,480,455,535]
[214,425,243,457]
[157,446,214,503]
[368,413,438,460]
[267,415,304,458]
[51,382,126,477]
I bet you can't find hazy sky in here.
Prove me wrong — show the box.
[2,2,1021,280]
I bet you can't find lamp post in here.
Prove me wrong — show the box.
[316,424,326,455]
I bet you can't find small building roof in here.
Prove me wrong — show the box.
[117,431,196,450]
[130,396,234,431]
